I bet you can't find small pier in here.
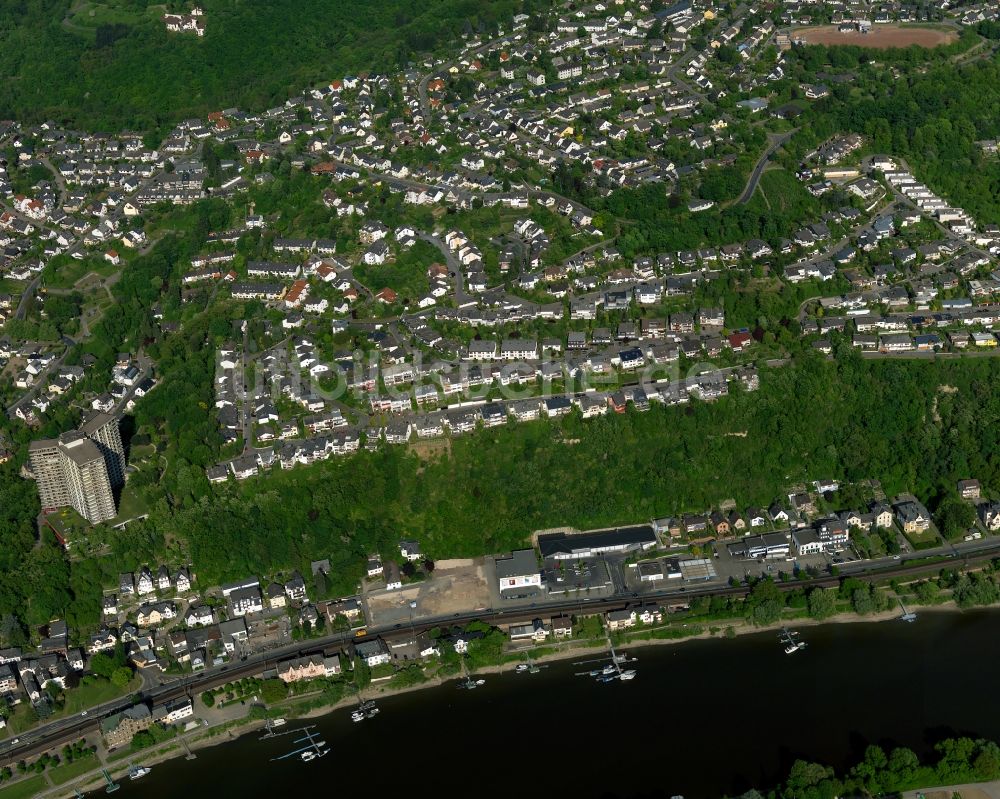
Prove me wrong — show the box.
[270,726,329,762]
[575,638,637,681]
[780,628,806,654]
[102,768,119,793]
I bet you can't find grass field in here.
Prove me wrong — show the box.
[63,0,164,38]
[44,507,92,545]
[354,239,436,304]
[3,704,39,736]
[44,255,121,291]
[0,278,27,296]
[59,676,135,716]
[757,168,821,217]
[111,484,152,524]
[903,525,941,548]
[49,755,99,785]
[128,443,157,461]
[0,774,47,799]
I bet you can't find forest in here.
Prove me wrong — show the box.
[0,0,525,135]
[742,736,1000,799]
[106,349,1000,598]
[780,45,1000,225]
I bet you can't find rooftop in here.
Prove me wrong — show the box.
[495,549,539,579]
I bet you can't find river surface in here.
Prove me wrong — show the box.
[101,610,1000,798]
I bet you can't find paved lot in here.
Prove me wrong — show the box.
[707,539,832,583]
[542,557,615,597]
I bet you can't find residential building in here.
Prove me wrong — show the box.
[27,413,124,524]
[895,500,930,534]
[355,638,390,667]
[277,654,340,683]
[101,704,153,749]
[958,479,981,500]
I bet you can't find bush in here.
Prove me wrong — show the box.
[807,587,836,620]
[260,679,288,705]
[111,667,133,688]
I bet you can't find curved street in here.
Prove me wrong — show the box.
[736,130,796,206]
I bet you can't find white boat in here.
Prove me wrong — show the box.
[351,710,365,723]
[600,664,617,676]
[514,664,529,673]
[271,718,286,727]
[780,628,806,654]
[316,748,331,757]
[301,751,316,762]
[128,765,151,780]
[618,670,636,681]
[474,678,485,686]
[314,740,327,748]
[365,707,380,718]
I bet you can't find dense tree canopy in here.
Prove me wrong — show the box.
[113,350,1000,594]
[0,0,524,134]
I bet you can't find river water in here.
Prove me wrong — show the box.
[102,610,1000,798]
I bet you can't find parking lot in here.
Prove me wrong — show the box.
[542,557,616,597]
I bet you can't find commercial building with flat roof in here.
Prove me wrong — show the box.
[727,533,790,560]
[495,549,542,594]
[678,558,718,582]
[538,525,658,560]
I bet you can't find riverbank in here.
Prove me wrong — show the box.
[7,601,969,798]
[25,602,961,799]
[44,605,1000,799]
[303,603,951,710]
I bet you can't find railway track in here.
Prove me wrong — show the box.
[2,545,995,766]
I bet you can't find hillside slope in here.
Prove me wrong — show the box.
[0,0,520,134]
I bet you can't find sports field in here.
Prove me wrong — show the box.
[791,24,958,49]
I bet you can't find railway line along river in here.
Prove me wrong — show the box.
[100,609,1000,798]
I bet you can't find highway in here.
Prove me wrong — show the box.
[3,537,999,766]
